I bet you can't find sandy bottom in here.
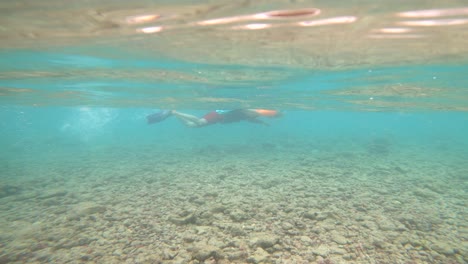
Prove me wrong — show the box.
[0,142,466,264]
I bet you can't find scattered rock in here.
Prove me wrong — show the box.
[319,220,336,231]
[74,202,107,218]
[250,233,279,249]
[112,249,122,257]
[44,197,66,206]
[55,237,95,249]
[0,185,22,198]
[162,249,179,260]
[229,209,249,222]
[183,235,196,243]
[34,252,51,262]
[247,247,269,263]
[377,218,398,231]
[282,222,294,230]
[431,241,455,256]
[191,245,221,261]
[330,232,348,245]
[331,247,347,255]
[303,211,318,220]
[194,226,210,235]
[372,238,386,249]
[300,236,312,246]
[15,222,43,239]
[203,191,219,198]
[210,205,227,213]
[342,253,356,260]
[228,225,247,237]
[311,244,329,257]
[1,151,465,264]
[317,212,330,221]
[354,204,368,212]
[38,189,67,200]
[170,214,197,225]
[413,188,439,199]
[227,250,248,261]
[0,254,13,263]
[303,211,328,221]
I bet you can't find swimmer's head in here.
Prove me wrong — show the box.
[253,109,282,117]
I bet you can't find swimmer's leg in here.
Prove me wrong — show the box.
[172,111,208,127]
[146,110,172,124]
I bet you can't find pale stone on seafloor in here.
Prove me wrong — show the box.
[249,233,279,249]
[330,232,348,245]
[311,244,329,257]
[247,247,269,263]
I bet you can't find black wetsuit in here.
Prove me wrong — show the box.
[221,109,255,123]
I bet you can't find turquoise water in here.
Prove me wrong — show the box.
[1,2,468,264]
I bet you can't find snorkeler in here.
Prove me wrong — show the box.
[147,109,282,127]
